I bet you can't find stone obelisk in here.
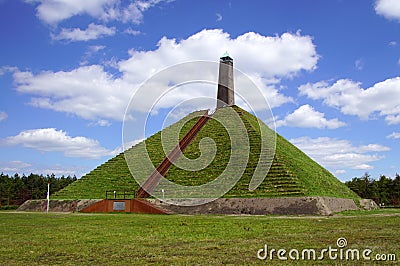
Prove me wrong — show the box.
[217,52,234,108]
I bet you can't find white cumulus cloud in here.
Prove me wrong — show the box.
[0,111,7,122]
[28,0,110,25]
[275,104,346,129]
[124,28,142,36]
[298,77,400,124]
[0,160,86,176]
[88,119,112,127]
[13,29,319,121]
[26,0,170,26]
[51,23,116,42]
[0,160,32,172]
[387,132,400,139]
[355,58,364,70]
[375,0,400,21]
[13,65,131,121]
[2,128,115,159]
[290,136,389,171]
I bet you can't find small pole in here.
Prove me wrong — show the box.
[46,182,50,213]
[161,189,165,200]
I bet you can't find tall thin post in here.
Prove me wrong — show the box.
[46,182,50,213]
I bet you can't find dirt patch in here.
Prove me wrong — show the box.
[18,199,101,212]
[152,197,372,216]
[17,197,377,215]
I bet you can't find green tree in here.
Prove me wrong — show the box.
[0,173,77,206]
[346,172,400,206]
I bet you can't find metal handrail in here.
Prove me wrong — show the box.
[105,190,136,199]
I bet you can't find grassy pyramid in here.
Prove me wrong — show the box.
[53,106,357,200]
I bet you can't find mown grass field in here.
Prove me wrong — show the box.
[0,210,399,265]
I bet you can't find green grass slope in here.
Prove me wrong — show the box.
[53,106,357,200]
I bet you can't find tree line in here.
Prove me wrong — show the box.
[0,173,77,206]
[345,173,400,206]
[1,171,400,207]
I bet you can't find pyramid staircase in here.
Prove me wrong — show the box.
[136,110,211,198]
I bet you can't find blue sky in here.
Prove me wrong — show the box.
[0,0,399,181]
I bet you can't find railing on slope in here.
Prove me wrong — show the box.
[136,110,211,198]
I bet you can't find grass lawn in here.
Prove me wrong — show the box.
[0,210,399,265]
